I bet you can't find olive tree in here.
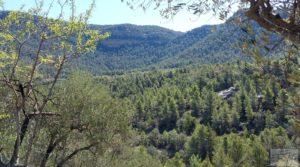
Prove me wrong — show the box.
[123,0,300,43]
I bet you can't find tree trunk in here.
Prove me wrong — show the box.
[24,119,38,166]
[8,108,23,166]
[40,135,66,167]
[40,137,55,167]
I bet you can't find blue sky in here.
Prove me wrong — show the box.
[4,0,225,32]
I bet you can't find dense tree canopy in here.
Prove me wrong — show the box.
[103,59,299,166]
[0,0,299,166]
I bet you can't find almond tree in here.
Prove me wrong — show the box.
[0,0,110,166]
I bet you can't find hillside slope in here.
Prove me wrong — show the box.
[75,12,282,74]
[0,11,282,74]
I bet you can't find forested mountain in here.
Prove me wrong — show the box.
[74,24,183,73]
[74,11,283,73]
[0,10,282,74]
[158,11,282,68]
[0,4,299,166]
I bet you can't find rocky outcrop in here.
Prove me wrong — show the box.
[217,87,238,100]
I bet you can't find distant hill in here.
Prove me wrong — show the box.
[0,11,283,74]
[75,24,217,73]
[75,11,282,74]
[75,24,183,73]
[158,11,282,68]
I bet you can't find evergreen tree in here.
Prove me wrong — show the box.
[168,97,179,130]
[251,140,268,167]
[249,84,259,112]
[164,153,186,167]
[212,146,233,167]
[185,124,215,160]
[177,112,197,135]
[198,157,213,167]
[163,130,186,155]
[189,155,202,167]
[263,85,275,111]
[136,100,145,121]
[191,90,204,117]
[202,90,219,125]
[228,136,249,167]
[245,95,254,129]
[275,89,289,124]
[212,102,231,134]
[259,127,292,150]
[177,92,186,114]
[253,111,265,133]
[159,99,170,131]
[265,111,277,129]
[240,88,248,122]
[232,95,242,130]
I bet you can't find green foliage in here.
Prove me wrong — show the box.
[55,72,132,145]
[0,3,298,164]
[227,135,248,166]
[212,146,233,167]
[100,59,298,166]
[212,103,233,134]
[263,84,275,111]
[189,155,202,167]
[101,146,163,167]
[0,1,112,166]
[259,127,292,150]
[61,13,284,73]
[275,89,290,123]
[177,111,197,135]
[250,139,268,167]
[185,124,215,160]
[164,153,185,167]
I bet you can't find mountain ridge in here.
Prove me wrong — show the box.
[0,11,282,74]
[77,10,282,73]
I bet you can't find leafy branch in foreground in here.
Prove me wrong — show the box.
[123,0,300,43]
[0,0,113,166]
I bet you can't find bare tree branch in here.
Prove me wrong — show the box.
[56,143,98,167]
